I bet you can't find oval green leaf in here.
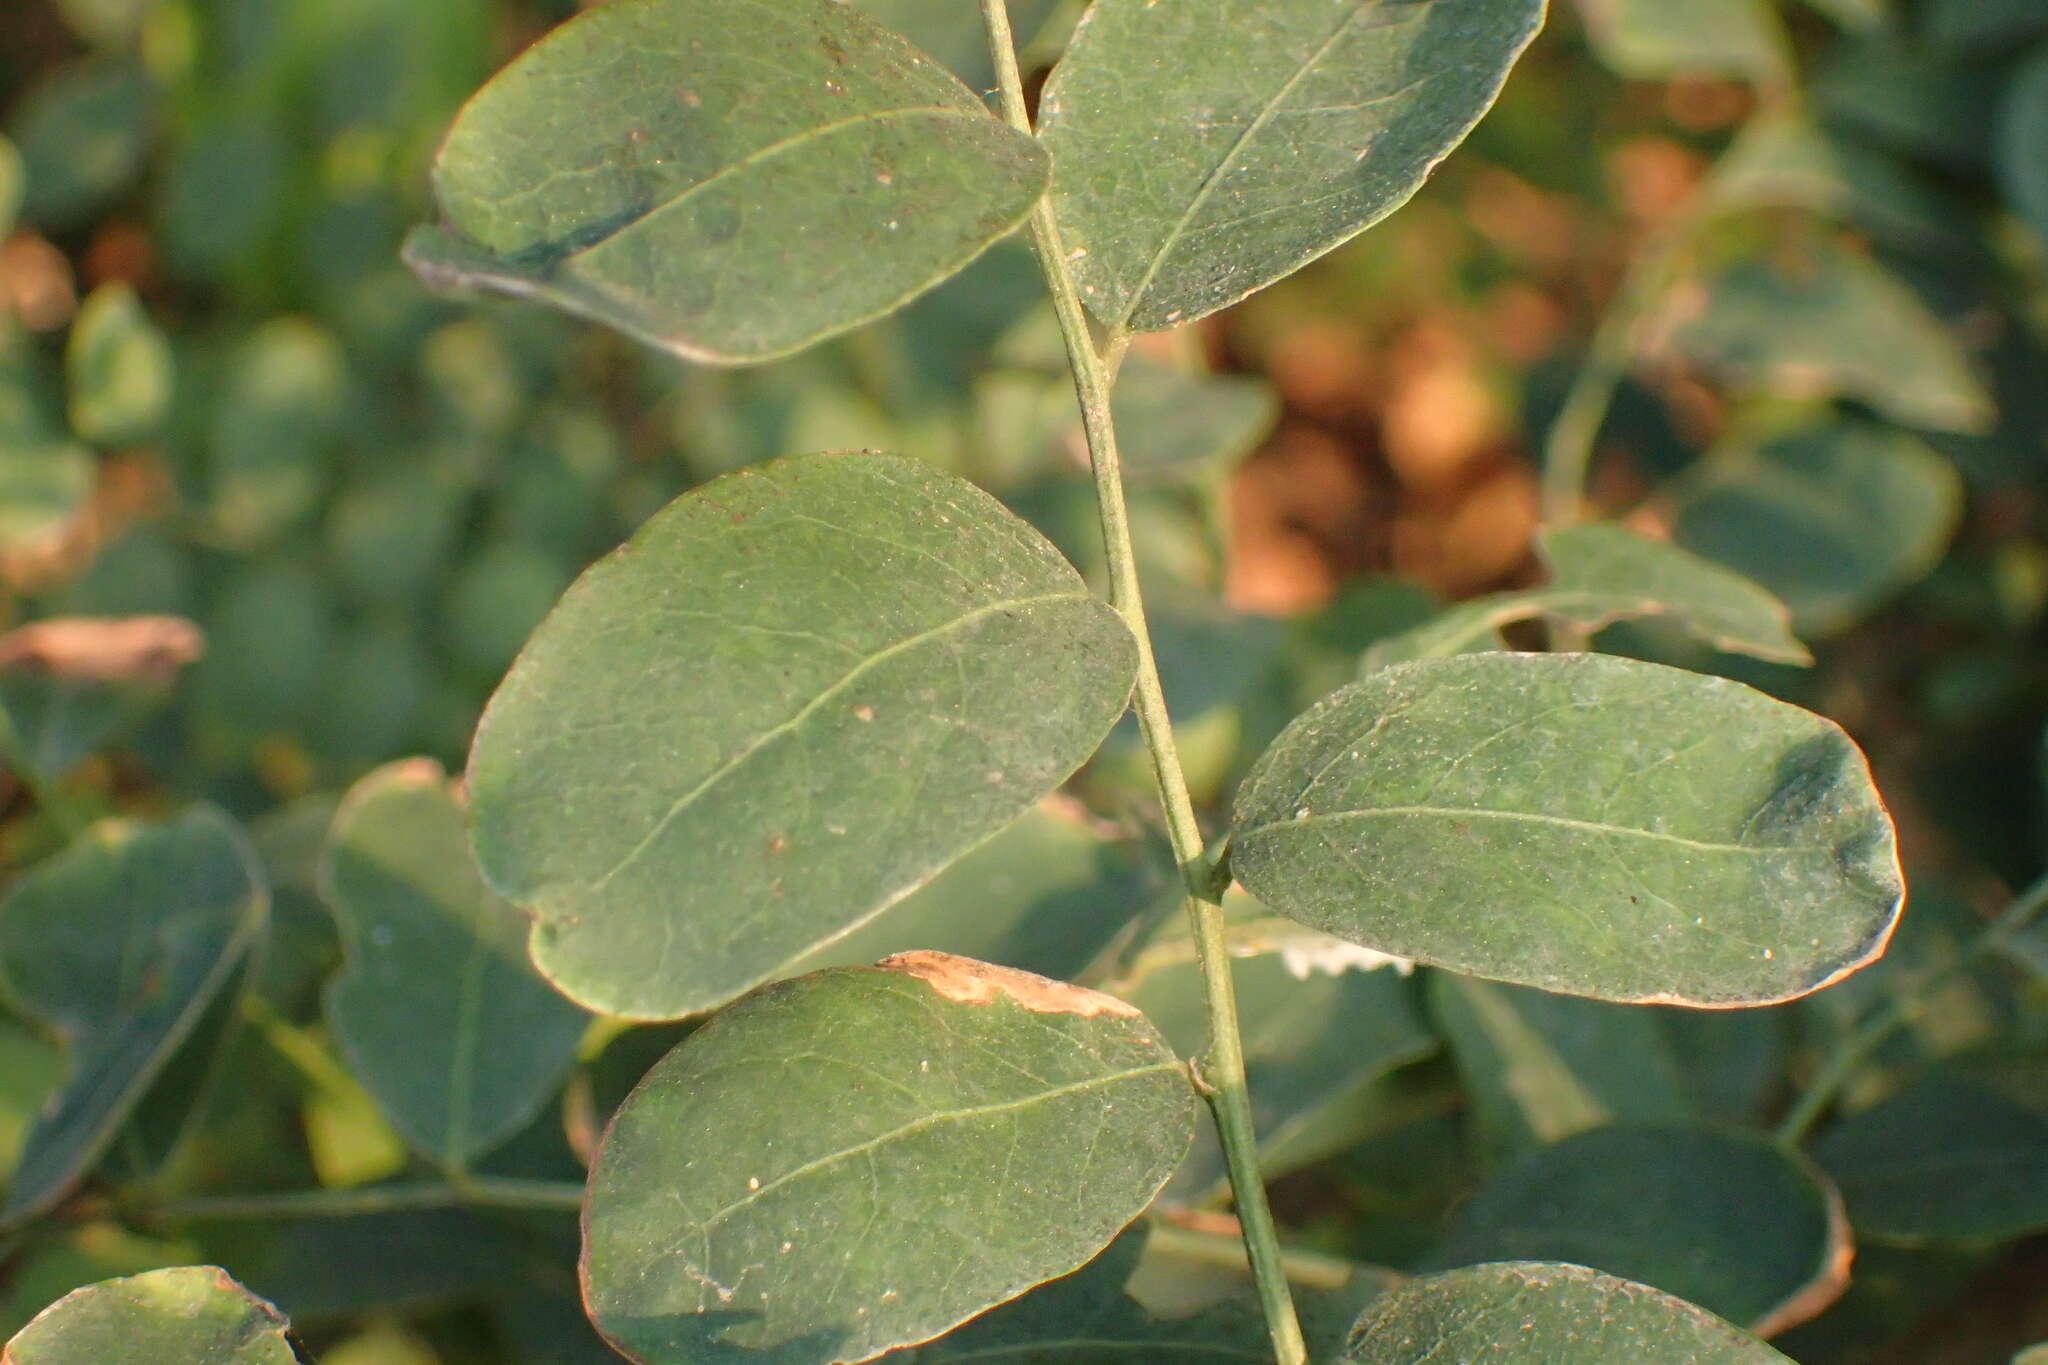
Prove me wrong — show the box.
[406,0,1049,365]
[0,807,266,1224]
[1341,1262,1796,1364]
[1812,1077,2048,1245]
[1575,0,1791,84]
[320,759,588,1170]
[1427,1124,1850,1336]
[1037,0,1545,334]
[582,953,1197,1365]
[1230,652,1903,1005]
[65,283,172,449]
[3,1267,296,1365]
[469,452,1138,1020]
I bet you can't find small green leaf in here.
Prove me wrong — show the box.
[65,284,172,448]
[407,0,1048,365]
[1812,1077,2048,1245]
[0,137,21,240]
[1099,362,1282,481]
[581,954,1196,1365]
[320,760,588,1170]
[1231,652,1903,1006]
[471,452,1136,1020]
[0,442,92,558]
[6,59,154,232]
[204,319,348,548]
[1038,0,1545,334]
[1661,240,1994,435]
[1704,113,1968,251]
[0,808,266,1224]
[1664,421,1963,637]
[1341,1262,1796,1363]
[1573,0,1791,84]
[1428,1124,1850,1335]
[3,1267,295,1365]
[1364,522,1810,670]
[1997,51,2048,246]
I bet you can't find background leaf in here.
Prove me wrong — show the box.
[0,807,266,1224]
[64,283,171,448]
[2,1266,296,1365]
[1038,0,1546,333]
[1997,50,2048,247]
[1426,1123,1850,1335]
[1230,652,1903,1005]
[581,954,1197,1365]
[319,759,587,1170]
[469,452,1137,1020]
[1573,0,1791,84]
[407,0,1048,364]
[1341,1262,1797,1363]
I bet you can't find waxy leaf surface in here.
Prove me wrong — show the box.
[2,1267,295,1365]
[407,0,1048,364]
[470,453,1136,1019]
[320,760,587,1169]
[1038,0,1545,333]
[1231,652,1902,1005]
[0,807,265,1223]
[1341,1262,1796,1363]
[582,955,1196,1365]
[1428,1124,1849,1335]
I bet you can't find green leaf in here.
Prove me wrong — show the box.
[1793,0,1889,31]
[0,615,201,785]
[65,284,172,448]
[1573,0,1791,84]
[785,802,1161,984]
[1812,1077,2048,1245]
[1663,421,1963,637]
[1364,522,1810,670]
[2,1267,295,1365]
[1704,113,1970,252]
[1815,37,1992,172]
[0,808,266,1224]
[1230,651,1903,1006]
[1427,1124,1850,1335]
[1660,239,1994,435]
[0,442,92,557]
[581,953,1196,1365]
[470,452,1136,1020]
[406,0,1048,365]
[1340,1262,1796,1363]
[2017,1344,2048,1365]
[320,760,588,1170]
[204,319,347,548]
[0,137,21,240]
[6,59,154,232]
[1099,361,1282,481]
[1037,0,1545,334]
[1926,0,2048,53]
[851,0,1064,92]
[1997,51,2048,247]
[1427,974,1692,1161]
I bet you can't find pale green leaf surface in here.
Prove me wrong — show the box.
[1574,0,1791,82]
[1997,51,2048,246]
[204,319,347,548]
[1812,1078,2048,1244]
[320,760,587,1169]
[1363,522,1809,670]
[582,955,1196,1365]
[1665,422,1963,637]
[2,1267,294,1365]
[1341,1262,1796,1363]
[1038,0,1545,334]
[0,443,92,556]
[1427,1124,1849,1335]
[1231,652,1903,1005]
[850,0,1063,92]
[1427,974,1691,1161]
[1663,240,1993,435]
[0,808,266,1224]
[65,283,171,448]
[469,452,1138,1020]
[2016,1343,2048,1365]
[1100,362,1282,480]
[408,0,1048,365]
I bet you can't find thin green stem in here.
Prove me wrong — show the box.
[136,1175,585,1223]
[977,8,1305,1363]
[1776,874,2048,1146]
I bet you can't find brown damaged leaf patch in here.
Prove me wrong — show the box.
[878,950,1140,1019]
[0,615,203,684]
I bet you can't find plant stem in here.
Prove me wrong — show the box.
[138,1174,586,1223]
[1776,874,2048,1146]
[977,8,1305,1362]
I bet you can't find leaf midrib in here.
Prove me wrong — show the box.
[1241,805,1830,856]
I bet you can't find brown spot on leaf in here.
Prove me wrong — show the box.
[0,615,202,684]
[877,951,1140,1019]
